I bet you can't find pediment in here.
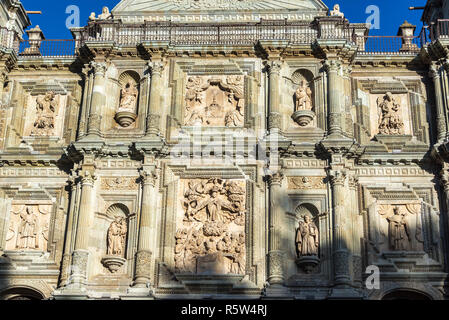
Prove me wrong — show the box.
[112,0,328,23]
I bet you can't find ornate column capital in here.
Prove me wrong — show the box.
[267,60,282,76]
[324,59,341,74]
[429,63,441,80]
[329,170,347,187]
[139,168,158,187]
[267,170,284,187]
[148,61,165,77]
[89,61,108,78]
[348,175,359,190]
[80,170,97,186]
[440,169,449,192]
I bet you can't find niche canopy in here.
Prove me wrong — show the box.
[112,0,328,23]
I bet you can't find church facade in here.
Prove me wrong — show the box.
[0,0,448,300]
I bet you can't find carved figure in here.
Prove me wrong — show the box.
[296,216,319,257]
[387,206,411,251]
[107,217,127,256]
[32,91,57,136]
[119,80,138,112]
[98,7,112,20]
[377,92,405,135]
[295,80,313,111]
[330,4,345,18]
[16,206,39,249]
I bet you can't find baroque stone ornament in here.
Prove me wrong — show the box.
[175,179,246,275]
[292,80,315,127]
[330,4,344,17]
[184,75,245,127]
[377,92,405,135]
[31,91,58,136]
[6,205,52,251]
[100,177,139,190]
[295,215,320,273]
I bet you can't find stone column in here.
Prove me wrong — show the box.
[133,167,158,287]
[267,171,285,285]
[348,175,362,287]
[429,63,446,141]
[0,72,7,104]
[329,170,351,286]
[59,172,78,287]
[324,60,343,137]
[70,170,96,286]
[87,61,108,138]
[267,60,282,134]
[146,61,165,136]
[440,167,449,222]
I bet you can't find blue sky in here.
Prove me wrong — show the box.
[20,0,427,39]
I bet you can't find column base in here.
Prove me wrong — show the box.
[328,286,363,300]
[262,284,291,299]
[125,286,155,300]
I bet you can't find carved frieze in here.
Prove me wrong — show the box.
[175,179,246,275]
[100,177,139,190]
[5,204,52,251]
[184,75,245,127]
[288,177,326,190]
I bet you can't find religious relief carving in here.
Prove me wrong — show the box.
[288,177,326,190]
[184,75,245,127]
[31,91,58,136]
[175,179,246,275]
[378,204,424,252]
[5,205,52,251]
[100,177,139,191]
[377,92,405,135]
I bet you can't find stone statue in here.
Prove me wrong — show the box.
[330,4,345,18]
[118,80,138,112]
[89,12,96,21]
[296,215,319,257]
[387,206,411,251]
[295,80,313,111]
[16,206,39,250]
[32,91,57,136]
[107,217,127,256]
[377,92,405,135]
[98,7,112,20]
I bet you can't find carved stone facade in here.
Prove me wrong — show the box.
[0,0,448,301]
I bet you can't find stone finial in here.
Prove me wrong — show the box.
[23,25,45,55]
[397,21,418,51]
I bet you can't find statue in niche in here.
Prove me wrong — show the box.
[16,206,39,249]
[377,92,405,135]
[295,215,319,257]
[107,217,128,256]
[386,206,411,251]
[31,91,57,136]
[295,80,313,111]
[118,80,138,113]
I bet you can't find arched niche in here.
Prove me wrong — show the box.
[382,289,432,300]
[0,287,45,300]
[290,69,316,127]
[115,71,141,127]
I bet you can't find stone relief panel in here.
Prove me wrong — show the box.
[288,177,326,190]
[23,92,66,137]
[184,75,245,127]
[100,177,139,191]
[369,93,411,137]
[175,179,246,275]
[5,204,52,252]
[376,204,424,252]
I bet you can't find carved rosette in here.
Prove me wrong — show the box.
[135,250,153,279]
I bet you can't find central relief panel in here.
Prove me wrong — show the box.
[184,75,245,127]
[175,178,246,275]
